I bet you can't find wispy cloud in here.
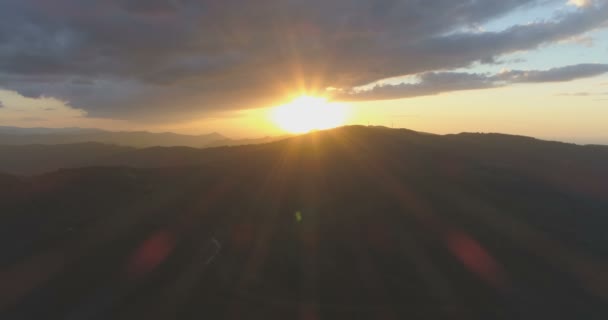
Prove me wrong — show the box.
[556,92,592,96]
[19,116,46,122]
[496,64,608,83]
[338,64,608,101]
[559,35,595,47]
[568,0,594,8]
[556,91,608,96]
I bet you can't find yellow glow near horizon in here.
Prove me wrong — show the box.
[271,96,348,133]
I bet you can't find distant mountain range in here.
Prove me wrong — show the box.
[0,125,607,319]
[0,126,286,149]
[0,125,604,200]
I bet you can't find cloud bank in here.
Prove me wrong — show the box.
[0,0,607,120]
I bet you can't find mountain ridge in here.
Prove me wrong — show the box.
[1,126,607,176]
[1,125,607,319]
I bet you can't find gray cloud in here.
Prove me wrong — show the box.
[336,73,496,101]
[338,64,608,101]
[0,100,4,108]
[0,0,607,120]
[496,64,608,83]
[561,35,595,47]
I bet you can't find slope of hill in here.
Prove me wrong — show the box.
[0,126,226,148]
[204,135,291,148]
[0,126,289,150]
[0,126,607,319]
[0,126,105,135]
[1,126,607,183]
[0,143,135,175]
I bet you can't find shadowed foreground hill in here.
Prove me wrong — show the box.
[0,143,135,175]
[1,126,608,319]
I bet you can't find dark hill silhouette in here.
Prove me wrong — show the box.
[0,143,135,175]
[204,135,291,148]
[1,126,607,319]
[0,127,226,148]
[0,126,288,150]
[2,127,608,194]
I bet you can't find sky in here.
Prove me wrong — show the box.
[0,0,607,143]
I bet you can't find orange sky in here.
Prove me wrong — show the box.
[1,72,607,144]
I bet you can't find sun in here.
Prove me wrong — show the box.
[272,96,348,134]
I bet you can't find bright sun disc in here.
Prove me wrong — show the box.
[272,96,348,134]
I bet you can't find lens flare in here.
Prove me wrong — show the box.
[272,96,348,133]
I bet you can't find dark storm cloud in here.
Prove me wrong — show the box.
[339,64,608,101]
[0,0,607,120]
